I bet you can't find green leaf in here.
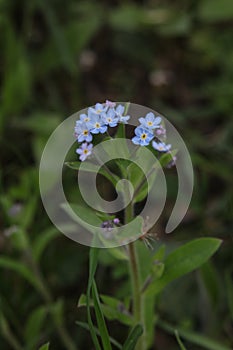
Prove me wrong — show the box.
[32,228,60,262]
[146,238,222,296]
[24,306,47,347]
[65,161,118,185]
[77,294,87,308]
[61,203,102,237]
[159,149,177,167]
[78,293,133,326]
[122,324,143,350]
[38,342,50,350]
[107,247,128,261]
[87,248,101,350]
[7,228,29,251]
[152,245,166,261]
[92,281,112,350]
[0,256,41,291]
[76,321,122,349]
[175,329,187,350]
[159,320,231,350]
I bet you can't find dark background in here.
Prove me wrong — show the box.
[1,0,233,349]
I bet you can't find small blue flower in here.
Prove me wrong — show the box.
[88,103,107,116]
[115,104,130,124]
[132,127,154,146]
[79,112,92,123]
[86,115,107,134]
[152,141,171,152]
[139,112,161,130]
[102,109,119,127]
[75,122,93,143]
[76,143,93,161]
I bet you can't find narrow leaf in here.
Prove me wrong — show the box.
[159,321,231,350]
[122,324,143,350]
[32,228,60,261]
[175,329,187,350]
[92,281,112,350]
[0,256,40,291]
[24,306,47,345]
[38,342,50,350]
[65,161,118,185]
[76,321,122,349]
[86,248,101,350]
[146,238,222,296]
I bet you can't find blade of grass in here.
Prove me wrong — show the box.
[159,320,232,350]
[122,324,143,350]
[175,329,187,350]
[87,248,101,350]
[76,321,122,349]
[92,280,112,350]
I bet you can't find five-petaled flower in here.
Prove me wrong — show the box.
[79,112,92,123]
[139,112,161,130]
[87,115,108,134]
[152,141,171,152]
[102,109,119,127]
[75,122,93,143]
[88,103,107,116]
[132,127,154,146]
[76,143,93,161]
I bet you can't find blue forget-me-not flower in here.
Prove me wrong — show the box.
[87,114,108,134]
[132,127,154,146]
[139,112,161,130]
[88,103,107,116]
[75,122,93,143]
[76,143,93,161]
[102,108,119,127]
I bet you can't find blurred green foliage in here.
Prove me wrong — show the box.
[0,0,233,349]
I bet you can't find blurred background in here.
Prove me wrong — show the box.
[0,0,233,349]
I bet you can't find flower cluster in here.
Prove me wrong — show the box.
[75,102,130,161]
[132,112,171,152]
[75,101,174,165]
[101,217,120,231]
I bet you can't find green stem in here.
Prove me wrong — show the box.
[125,200,145,350]
[128,242,141,324]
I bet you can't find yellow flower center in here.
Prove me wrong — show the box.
[83,130,88,135]
[107,118,112,122]
[147,121,153,126]
[84,118,89,122]
[96,109,101,114]
[141,133,147,140]
[83,149,88,154]
[95,123,100,128]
